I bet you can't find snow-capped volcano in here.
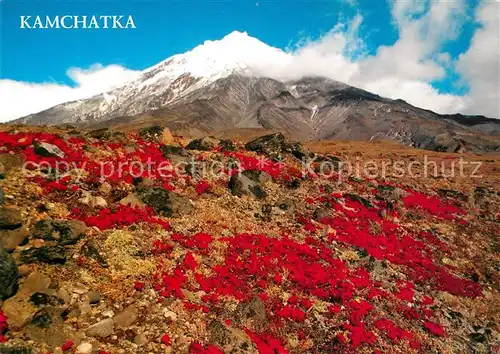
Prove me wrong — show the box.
[16,31,288,125]
[14,31,500,154]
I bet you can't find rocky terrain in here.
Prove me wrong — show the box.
[0,124,499,354]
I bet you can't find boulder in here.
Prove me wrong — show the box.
[33,141,65,158]
[219,139,236,152]
[137,187,193,217]
[245,133,287,159]
[229,174,267,199]
[185,136,220,151]
[138,125,174,144]
[0,247,19,299]
[32,219,87,245]
[289,142,311,161]
[85,318,114,338]
[113,305,139,329]
[2,295,37,329]
[0,226,29,251]
[208,320,256,354]
[0,208,23,230]
[119,193,146,209]
[20,245,67,264]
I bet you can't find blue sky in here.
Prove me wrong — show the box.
[0,0,498,120]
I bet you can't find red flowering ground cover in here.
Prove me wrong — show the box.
[0,127,498,354]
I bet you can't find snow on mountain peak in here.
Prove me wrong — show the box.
[139,31,287,85]
[19,31,291,125]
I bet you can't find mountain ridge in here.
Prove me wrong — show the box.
[12,32,500,153]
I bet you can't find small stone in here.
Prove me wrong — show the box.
[44,202,56,210]
[229,174,267,199]
[70,283,89,295]
[113,305,139,329]
[0,208,23,230]
[208,320,256,353]
[86,318,114,338]
[0,247,19,299]
[99,182,112,196]
[137,187,193,217]
[21,272,51,294]
[75,342,92,354]
[102,309,115,318]
[119,193,146,209]
[17,265,33,277]
[134,332,149,346]
[78,191,108,209]
[85,291,101,305]
[162,309,177,321]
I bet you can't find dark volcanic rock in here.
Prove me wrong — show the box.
[20,245,67,264]
[229,174,267,199]
[219,139,236,152]
[137,187,193,217]
[29,292,64,307]
[29,309,53,329]
[160,145,189,157]
[245,133,287,160]
[138,125,164,141]
[186,136,220,151]
[33,141,65,158]
[0,246,19,299]
[0,345,32,354]
[0,208,23,230]
[86,128,110,139]
[289,142,311,161]
[32,219,87,245]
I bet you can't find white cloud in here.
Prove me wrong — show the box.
[456,1,500,118]
[0,64,140,122]
[252,0,497,117]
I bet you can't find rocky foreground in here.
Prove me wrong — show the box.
[0,125,498,354]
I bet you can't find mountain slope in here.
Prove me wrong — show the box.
[89,75,500,153]
[13,32,500,153]
[14,31,286,126]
